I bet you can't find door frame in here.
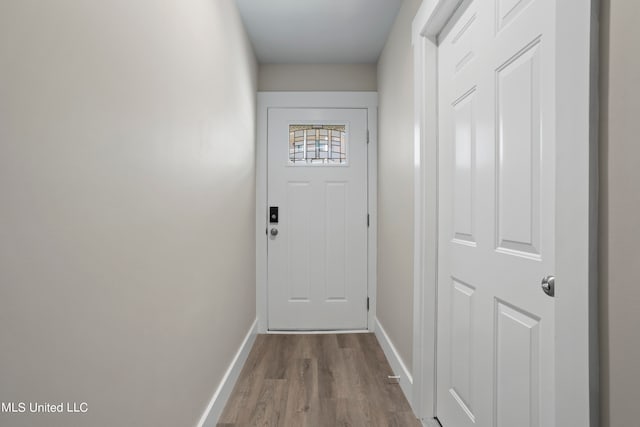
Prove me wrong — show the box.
[256,92,378,333]
[410,0,599,425]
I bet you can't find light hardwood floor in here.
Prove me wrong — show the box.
[217,333,421,427]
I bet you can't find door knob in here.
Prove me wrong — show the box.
[541,275,555,297]
[270,228,278,237]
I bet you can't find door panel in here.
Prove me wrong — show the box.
[452,90,477,245]
[496,40,541,257]
[267,108,368,330]
[325,182,348,300]
[436,0,555,426]
[495,301,541,427]
[286,182,312,300]
[497,0,534,30]
[450,279,475,421]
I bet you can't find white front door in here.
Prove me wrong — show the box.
[267,108,368,330]
[437,0,556,426]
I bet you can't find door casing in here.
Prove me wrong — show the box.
[410,0,599,425]
[256,92,378,333]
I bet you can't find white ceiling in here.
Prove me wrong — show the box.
[235,0,403,64]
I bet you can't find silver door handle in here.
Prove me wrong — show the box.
[541,275,555,297]
[270,228,278,237]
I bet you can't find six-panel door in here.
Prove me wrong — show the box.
[436,0,556,426]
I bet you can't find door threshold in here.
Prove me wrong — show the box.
[266,329,370,334]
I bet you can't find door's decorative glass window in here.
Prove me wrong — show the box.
[289,125,347,165]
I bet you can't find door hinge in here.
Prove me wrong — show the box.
[367,297,370,311]
[366,129,370,144]
[367,214,370,227]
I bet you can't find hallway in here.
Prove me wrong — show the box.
[0,0,635,426]
[218,334,419,427]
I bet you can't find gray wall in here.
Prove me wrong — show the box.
[376,0,423,372]
[258,63,377,91]
[0,1,257,426]
[599,1,640,426]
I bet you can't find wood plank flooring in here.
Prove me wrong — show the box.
[217,333,421,427]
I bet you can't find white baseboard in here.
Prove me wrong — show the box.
[197,319,257,427]
[374,318,413,406]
